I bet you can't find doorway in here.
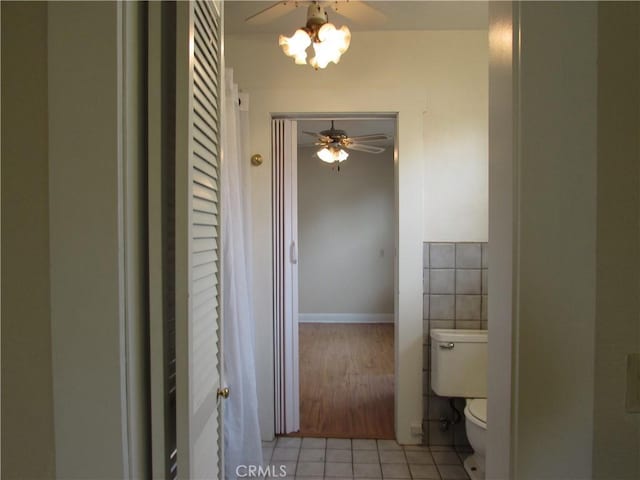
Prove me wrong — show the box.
[272,114,398,439]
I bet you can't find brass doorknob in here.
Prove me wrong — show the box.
[217,387,230,399]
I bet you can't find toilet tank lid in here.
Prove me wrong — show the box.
[431,329,488,343]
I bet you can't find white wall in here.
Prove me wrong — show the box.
[298,147,395,318]
[1,3,56,478]
[592,3,640,478]
[423,58,488,242]
[225,29,488,442]
[489,3,640,479]
[515,3,598,477]
[48,3,147,477]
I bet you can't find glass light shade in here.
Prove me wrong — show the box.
[318,23,351,53]
[309,23,351,69]
[279,29,311,63]
[317,147,349,163]
[310,40,341,69]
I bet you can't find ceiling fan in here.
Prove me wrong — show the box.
[246,1,387,69]
[245,1,387,27]
[303,120,390,165]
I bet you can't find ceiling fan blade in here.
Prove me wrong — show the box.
[348,133,390,142]
[327,1,387,26]
[345,143,386,154]
[245,1,302,25]
[302,131,332,143]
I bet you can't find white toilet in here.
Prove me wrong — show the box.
[430,329,488,480]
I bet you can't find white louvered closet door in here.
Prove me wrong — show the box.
[175,1,224,479]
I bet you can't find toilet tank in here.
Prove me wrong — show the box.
[430,329,488,398]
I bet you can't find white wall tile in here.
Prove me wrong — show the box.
[456,320,481,330]
[482,269,488,294]
[422,295,430,320]
[430,269,455,294]
[429,295,455,320]
[455,244,482,268]
[430,243,455,268]
[423,243,430,268]
[423,268,430,293]
[481,243,489,268]
[430,319,455,330]
[455,269,481,294]
[481,295,488,320]
[455,295,481,320]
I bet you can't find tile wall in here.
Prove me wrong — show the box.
[422,242,488,446]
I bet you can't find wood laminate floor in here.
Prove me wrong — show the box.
[298,323,394,439]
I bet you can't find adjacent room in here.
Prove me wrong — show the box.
[296,118,396,439]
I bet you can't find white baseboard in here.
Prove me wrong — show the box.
[298,313,394,324]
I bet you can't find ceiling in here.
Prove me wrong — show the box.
[225,1,488,34]
[297,118,396,147]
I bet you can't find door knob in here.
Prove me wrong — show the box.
[217,387,230,399]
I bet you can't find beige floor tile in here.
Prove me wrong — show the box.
[270,461,297,477]
[437,464,469,480]
[301,437,327,449]
[380,463,410,479]
[353,463,382,479]
[272,448,300,461]
[377,440,402,451]
[353,449,379,464]
[379,450,406,464]
[262,447,274,461]
[432,451,461,465]
[405,450,434,465]
[353,439,378,450]
[326,449,352,463]
[403,445,430,451]
[325,462,354,477]
[327,438,352,450]
[409,464,440,479]
[277,437,302,449]
[298,448,325,463]
[295,461,324,477]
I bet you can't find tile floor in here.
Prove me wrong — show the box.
[261,437,472,480]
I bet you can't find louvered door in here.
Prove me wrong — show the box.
[175,1,224,479]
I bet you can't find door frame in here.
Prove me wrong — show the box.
[487,2,518,478]
[272,112,399,436]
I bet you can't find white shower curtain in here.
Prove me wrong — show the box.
[222,69,263,478]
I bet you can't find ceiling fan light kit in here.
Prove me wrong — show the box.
[304,120,389,167]
[278,2,351,70]
[317,146,349,163]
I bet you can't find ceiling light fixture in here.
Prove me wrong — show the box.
[317,145,349,163]
[279,1,351,70]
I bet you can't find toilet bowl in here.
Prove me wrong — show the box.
[463,398,487,480]
[430,329,488,480]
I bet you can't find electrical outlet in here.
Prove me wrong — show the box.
[626,353,640,413]
[410,422,423,435]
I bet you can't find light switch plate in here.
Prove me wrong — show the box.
[626,353,640,413]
